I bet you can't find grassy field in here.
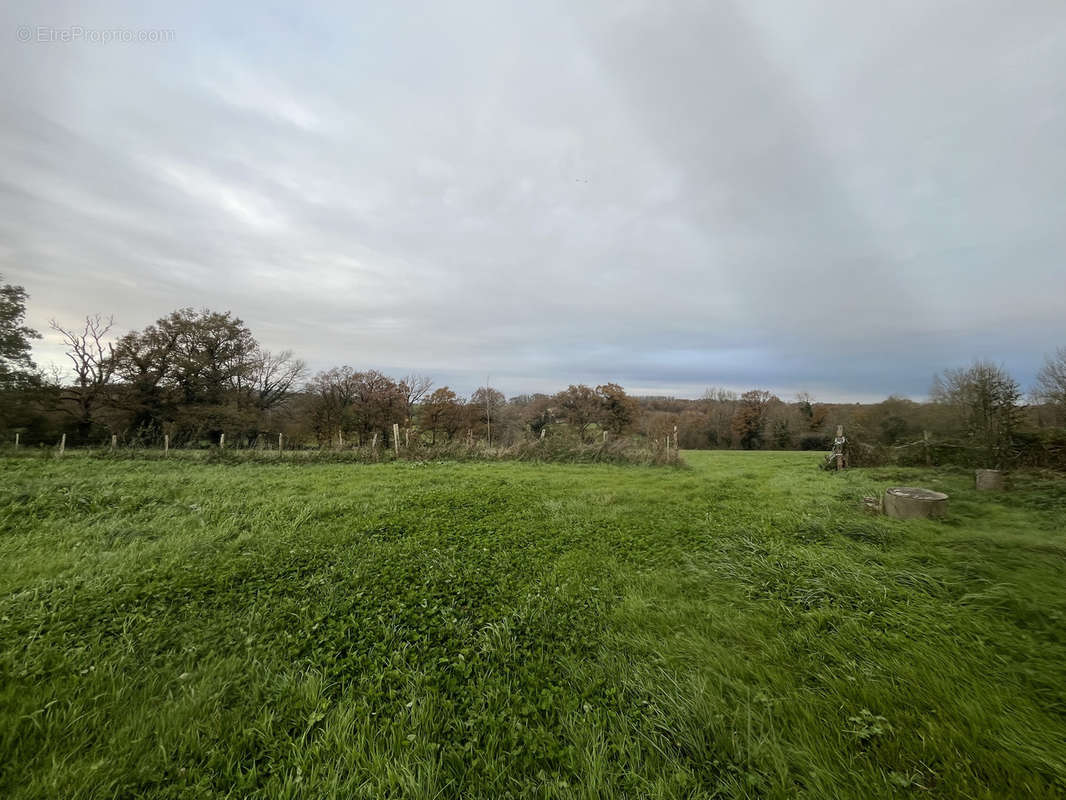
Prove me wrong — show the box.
[1,452,1064,798]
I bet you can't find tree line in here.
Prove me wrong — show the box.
[3,275,1066,467]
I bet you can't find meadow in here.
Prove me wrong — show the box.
[1,451,1064,798]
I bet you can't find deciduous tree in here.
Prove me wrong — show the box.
[306,366,362,444]
[931,361,1022,467]
[399,374,433,424]
[0,276,40,390]
[596,383,637,435]
[732,389,776,450]
[469,386,506,445]
[554,384,601,441]
[420,387,464,444]
[1034,347,1066,423]
[49,314,117,438]
[112,308,259,441]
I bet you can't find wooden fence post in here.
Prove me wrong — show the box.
[393,423,400,456]
[673,425,678,450]
[14,433,19,448]
[220,433,225,450]
[603,430,607,443]
[405,428,410,448]
[278,433,283,452]
[164,434,169,457]
[59,433,66,456]
[110,434,117,451]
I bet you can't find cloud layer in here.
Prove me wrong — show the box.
[4,0,1066,400]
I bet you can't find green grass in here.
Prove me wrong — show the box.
[1,451,1064,798]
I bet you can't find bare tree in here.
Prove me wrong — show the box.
[470,386,505,444]
[399,374,433,423]
[931,361,1022,467]
[242,349,307,412]
[1034,346,1066,423]
[306,366,361,445]
[49,314,116,438]
[702,387,738,447]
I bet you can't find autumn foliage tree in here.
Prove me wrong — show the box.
[554,384,601,441]
[305,368,407,447]
[419,387,465,444]
[111,308,302,444]
[596,383,637,435]
[467,387,507,445]
[306,366,361,444]
[11,282,1066,464]
[350,371,406,446]
[732,389,777,450]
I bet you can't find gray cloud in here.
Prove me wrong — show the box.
[3,0,1065,401]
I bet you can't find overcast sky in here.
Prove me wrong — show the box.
[3,1,1065,401]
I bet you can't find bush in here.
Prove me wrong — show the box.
[498,437,683,466]
[1010,429,1066,470]
[816,429,1066,472]
[799,433,832,451]
[62,436,686,468]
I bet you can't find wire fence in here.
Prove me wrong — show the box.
[838,431,1066,471]
[0,434,686,467]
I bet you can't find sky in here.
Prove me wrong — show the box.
[3,0,1065,402]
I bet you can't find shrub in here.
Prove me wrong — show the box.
[72,436,685,468]
[799,433,832,451]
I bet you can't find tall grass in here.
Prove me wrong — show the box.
[1,436,683,467]
[0,451,1063,798]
